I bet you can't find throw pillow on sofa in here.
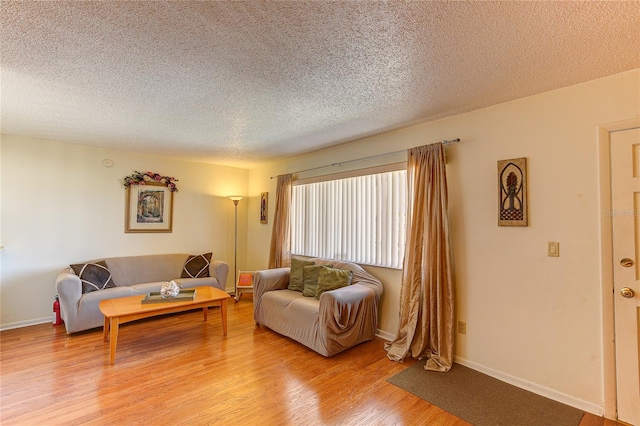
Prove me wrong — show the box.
[70,261,117,294]
[302,264,333,297]
[181,253,212,278]
[288,257,315,292]
[315,266,353,299]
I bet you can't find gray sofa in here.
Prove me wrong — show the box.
[253,258,383,357]
[56,253,229,334]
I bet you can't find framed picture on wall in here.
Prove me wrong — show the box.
[125,182,174,233]
[498,157,528,227]
[260,192,268,224]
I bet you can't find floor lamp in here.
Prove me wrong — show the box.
[227,196,243,288]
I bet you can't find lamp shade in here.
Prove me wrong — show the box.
[227,196,243,205]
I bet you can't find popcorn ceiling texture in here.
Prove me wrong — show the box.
[1,1,638,167]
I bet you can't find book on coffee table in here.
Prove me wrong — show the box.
[142,289,197,304]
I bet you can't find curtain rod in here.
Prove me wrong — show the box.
[270,138,460,179]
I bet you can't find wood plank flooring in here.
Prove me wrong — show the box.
[0,298,623,425]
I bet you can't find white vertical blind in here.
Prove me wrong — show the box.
[291,170,406,269]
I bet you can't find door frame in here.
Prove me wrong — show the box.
[597,118,640,420]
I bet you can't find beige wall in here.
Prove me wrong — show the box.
[246,69,640,413]
[0,136,249,327]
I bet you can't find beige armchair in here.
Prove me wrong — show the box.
[253,258,383,357]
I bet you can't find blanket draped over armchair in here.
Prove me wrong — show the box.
[254,258,383,357]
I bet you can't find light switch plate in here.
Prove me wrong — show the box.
[548,242,559,257]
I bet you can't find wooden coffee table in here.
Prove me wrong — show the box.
[99,286,230,364]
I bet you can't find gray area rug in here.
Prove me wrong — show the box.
[387,361,584,426]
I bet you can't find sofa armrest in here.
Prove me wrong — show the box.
[253,268,291,325]
[319,284,378,335]
[209,260,229,290]
[55,271,82,328]
[253,268,290,301]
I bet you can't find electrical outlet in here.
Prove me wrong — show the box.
[458,321,466,334]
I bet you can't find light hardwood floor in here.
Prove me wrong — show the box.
[0,298,622,425]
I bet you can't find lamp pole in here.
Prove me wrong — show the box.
[227,196,243,287]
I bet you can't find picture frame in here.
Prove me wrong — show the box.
[498,157,528,227]
[125,182,174,233]
[260,192,268,224]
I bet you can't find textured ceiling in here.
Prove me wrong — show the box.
[1,1,639,168]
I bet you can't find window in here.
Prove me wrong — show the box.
[291,169,406,269]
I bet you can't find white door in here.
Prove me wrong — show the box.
[612,127,640,425]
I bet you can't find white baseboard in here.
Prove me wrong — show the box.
[454,356,604,416]
[376,329,395,341]
[0,317,52,332]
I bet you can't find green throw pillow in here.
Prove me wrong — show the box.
[302,264,332,297]
[315,267,353,299]
[288,257,315,292]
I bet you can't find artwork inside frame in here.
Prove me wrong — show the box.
[125,182,174,233]
[498,157,528,227]
[260,192,268,224]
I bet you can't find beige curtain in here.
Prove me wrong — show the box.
[268,174,292,269]
[385,142,454,372]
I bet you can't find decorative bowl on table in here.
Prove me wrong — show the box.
[160,280,181,299]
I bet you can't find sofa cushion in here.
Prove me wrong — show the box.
[173,277,220,290]
[302,264,332,297]
[70,261,117,294]
[315,266,353,299]
[79,285,137,306]
[181,253,212,278]
[106,254,189,286]
[259,290,324,354]
[288,257,315,292]
[130,277,221,295]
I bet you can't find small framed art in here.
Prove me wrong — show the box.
[125,182,174,233]
[260,192,268,224]
[498,157,528,227]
